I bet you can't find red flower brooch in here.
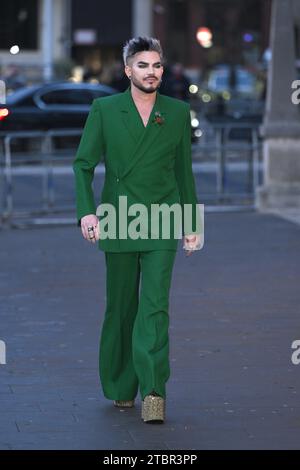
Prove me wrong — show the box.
[152,111,165,125]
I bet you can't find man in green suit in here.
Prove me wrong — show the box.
[73,37,203,423]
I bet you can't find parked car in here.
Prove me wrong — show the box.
[0,82,118,132]
[0,81,198,144]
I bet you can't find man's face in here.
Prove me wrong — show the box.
[125,51,163,94]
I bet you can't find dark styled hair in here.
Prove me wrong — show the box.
[122,36,163,66]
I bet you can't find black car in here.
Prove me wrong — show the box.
[0,81,118,132]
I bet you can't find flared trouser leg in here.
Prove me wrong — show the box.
[133,250,177,400]
[99,251,140,400]
[99,250,177,402]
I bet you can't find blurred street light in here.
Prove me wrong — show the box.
[243,32,254,43]
[202,93,212,103]
[10,45,20,55]
[69,66,84,83]
[194,129,203,138]
[189,84,199,94]
[196,27,213,48]
[222,90,231,100]
[191,117,199,128]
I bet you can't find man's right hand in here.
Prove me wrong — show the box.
[81,214,100,244]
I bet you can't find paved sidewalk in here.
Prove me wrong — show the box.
[0,210,300,450]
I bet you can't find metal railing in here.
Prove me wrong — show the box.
[0,129,82,228]
[191,122,263,206]
[0,123,263,228]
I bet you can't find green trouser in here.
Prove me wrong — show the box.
[99,250,177,401]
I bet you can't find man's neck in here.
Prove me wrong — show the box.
[130,84,156,107]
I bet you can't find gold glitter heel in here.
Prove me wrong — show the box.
[142,394,165,423]
[114,399,135,408]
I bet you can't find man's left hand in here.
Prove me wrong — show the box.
[183,234,203,256]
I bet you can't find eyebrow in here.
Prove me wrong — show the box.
[136,61,162,65]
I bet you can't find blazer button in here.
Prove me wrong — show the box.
[116,177,120,182]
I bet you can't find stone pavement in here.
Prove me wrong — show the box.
[0,210,300,450]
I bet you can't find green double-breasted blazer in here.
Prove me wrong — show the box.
[73,86,200,252]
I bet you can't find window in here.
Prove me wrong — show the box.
[0,0,38,50]
[40,89,94,105]
[91,90,113,99]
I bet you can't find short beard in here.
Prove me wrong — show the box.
[131,76,161,94]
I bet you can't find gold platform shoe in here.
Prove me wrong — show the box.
[141,392,165,423]
[114,399,135,408]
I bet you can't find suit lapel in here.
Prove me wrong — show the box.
[118,86,167,179]
[119,87,143,144]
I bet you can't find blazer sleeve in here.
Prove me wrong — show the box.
[72,99,105,227]
[174,104,202,236]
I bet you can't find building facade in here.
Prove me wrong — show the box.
[0,0,271,84]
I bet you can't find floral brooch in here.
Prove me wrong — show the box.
[152,111,165,125]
